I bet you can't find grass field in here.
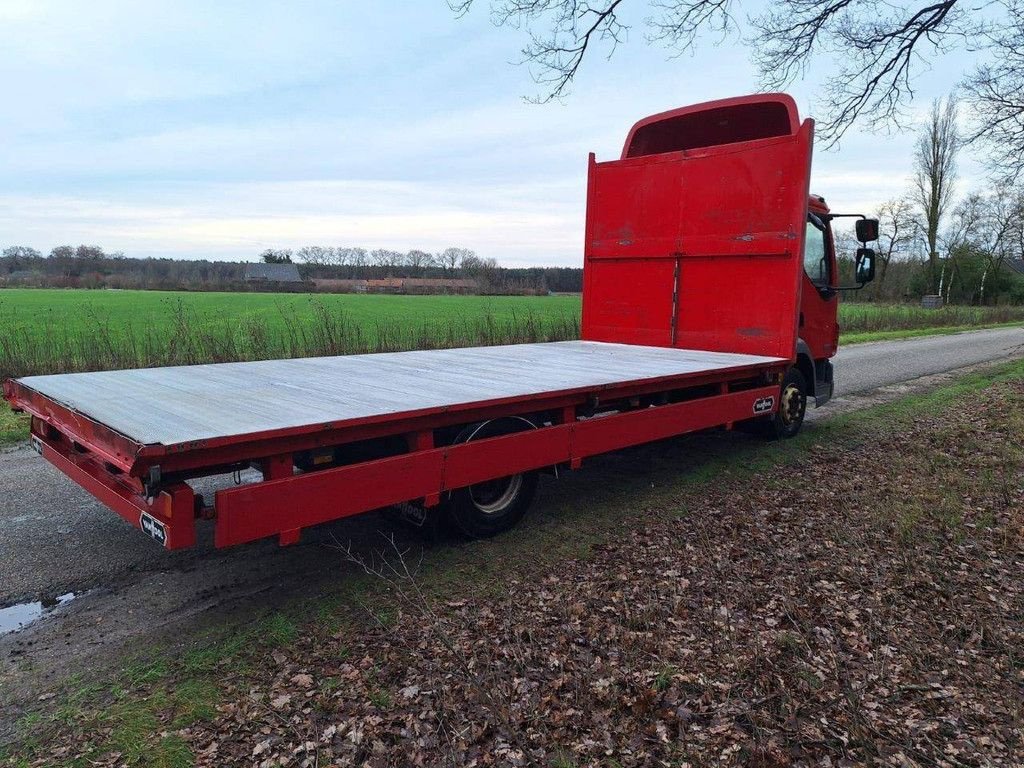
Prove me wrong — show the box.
[838,302,1024,340]
[1,287,1022,389]
[0,289,580,345]
[0,289,581,382]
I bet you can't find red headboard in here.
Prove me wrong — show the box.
[581,95,814,360]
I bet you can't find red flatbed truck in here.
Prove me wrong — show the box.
[2,93,878,550]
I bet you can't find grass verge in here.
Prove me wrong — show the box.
[840,318,1024,344]
[0,402,28,446]
[4,356,1023,766]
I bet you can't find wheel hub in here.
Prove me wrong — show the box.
[469,474,523,515]
[780,383,803,426]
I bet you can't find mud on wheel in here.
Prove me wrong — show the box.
[447,418,539,538]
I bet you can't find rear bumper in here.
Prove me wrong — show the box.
[31,428,197,550]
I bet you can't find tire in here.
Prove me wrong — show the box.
[770,367,808,439]
[447,418,540,538]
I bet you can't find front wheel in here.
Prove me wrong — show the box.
[770,367,808,439]
[447,419,539,538]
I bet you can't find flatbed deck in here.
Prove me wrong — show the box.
[15,341,784,449]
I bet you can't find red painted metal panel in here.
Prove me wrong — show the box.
[211,385,778,548]
[581,97,814,361]
[37,436,195,549]
[573,386,778,458]
[442,427,571,490]
[582,258,678,347]
[622,94,799,159]
[214,451,446,548]
[6,379,139,473]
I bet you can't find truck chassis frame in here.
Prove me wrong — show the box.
[8,363,785,549]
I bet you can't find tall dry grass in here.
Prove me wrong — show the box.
[5,299,1022,383]
[0,299,581,381]
[838,303,1024,334]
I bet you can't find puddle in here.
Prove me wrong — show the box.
[0,592,78,636]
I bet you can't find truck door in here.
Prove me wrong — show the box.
[799,212,839,359]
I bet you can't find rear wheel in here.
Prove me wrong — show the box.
[771,367,808,439]
[448,418,539,538]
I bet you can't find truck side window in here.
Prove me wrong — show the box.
[803,214,829,287]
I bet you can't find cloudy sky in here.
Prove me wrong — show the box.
[0,1,984,266]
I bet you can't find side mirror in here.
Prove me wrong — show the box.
[856,247,876,284]
[856,218,880,242]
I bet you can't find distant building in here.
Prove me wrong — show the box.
[313,278,369,293]
[312,277,479,295]
[244,263,303,283]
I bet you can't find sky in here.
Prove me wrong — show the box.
[0,1,986,267]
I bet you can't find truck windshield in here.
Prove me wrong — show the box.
[803,213,830,287]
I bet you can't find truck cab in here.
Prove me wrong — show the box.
[799,193,839,407]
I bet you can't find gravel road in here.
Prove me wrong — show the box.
[1,325,1022,717]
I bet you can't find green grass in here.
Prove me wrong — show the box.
[0,288,579,343]
[0,288,582,382]
[1,289,1020,343]
[840,320,1024,344]
[1,288,1022,384]
[7,357,1023,768]
[0,401,28,445]
[0,289,1021,446]
[838,302,1024,335]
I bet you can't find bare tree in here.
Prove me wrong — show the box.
[437,247,474,274]
[294,245,332,265]
[961,2,1024,183]
[344,247,368,270]
[452,0,1021,162]
[949,191,1024,303]
[370,248,403,268]
[912,97,959,294]
[979,191,1023,303]
[74,245,106,260]
[2,246,41,261]
[404,249,434,272]
[940,192,986,302]
[873,197,919,294]
[328,247,349,267]
[459,252,499,290]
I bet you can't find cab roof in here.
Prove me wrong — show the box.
[621,93,801,160]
